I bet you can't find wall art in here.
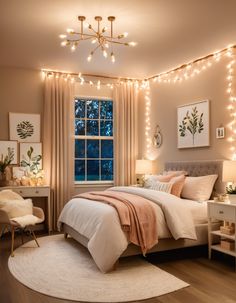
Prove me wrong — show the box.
[0,140,18,165]
[177,100,209,148]
[9,112,40,142]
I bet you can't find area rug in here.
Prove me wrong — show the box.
[8,234,189,302]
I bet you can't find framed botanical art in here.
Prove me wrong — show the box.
[177,100,210,148]
[20,142,42,172]
[9,112,40,142]
[0,140,18,165]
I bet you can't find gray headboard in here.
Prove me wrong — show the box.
[164,160,226,194]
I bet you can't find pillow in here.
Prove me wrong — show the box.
[181,175,218,202]
[163,170,188,176]
[147,180,173,193]
[0,199,33,219]
[170,175,186,197]
[144,173,176,188]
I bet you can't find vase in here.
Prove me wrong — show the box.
[0,171,9,187]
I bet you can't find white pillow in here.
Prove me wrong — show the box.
[181,175,218,202]
[147,180,173,193]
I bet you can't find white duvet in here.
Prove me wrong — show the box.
[58,187,207,272]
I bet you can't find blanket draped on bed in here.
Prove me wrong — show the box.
[76,191,158,254]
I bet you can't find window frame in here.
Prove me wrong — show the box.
[74,95,114,185]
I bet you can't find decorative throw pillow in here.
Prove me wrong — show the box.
[0,189,23,201]
[144,173,176,188]
[148,180,173,193]
[170,175,186,197]
[181,174,218,202]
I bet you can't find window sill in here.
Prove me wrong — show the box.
[74,182,114,188]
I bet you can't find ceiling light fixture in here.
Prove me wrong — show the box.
[59,16,137,63]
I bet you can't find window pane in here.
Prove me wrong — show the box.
[87,120,99,136]
[87,100,99,119]
[101,140,113,158]
[100,101,113,119]
[101,160,113,180]
[75,120,85,135]
[75,99,85,118]
[87,160,99,181]
[75,160,85,181]
[87,140,99,158]
[100,120,113,136]
[75,139,85,158]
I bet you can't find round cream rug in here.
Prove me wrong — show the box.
[8,234,189,302]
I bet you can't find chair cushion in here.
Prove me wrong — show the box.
[11,215,42,228]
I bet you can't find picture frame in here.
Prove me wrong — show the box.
[20,142,42,171]
[177,100,210,148]
[216,127,225,139]
[9,112,40,142]
[0,140,18,164]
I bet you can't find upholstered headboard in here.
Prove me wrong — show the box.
[164,160,226,194]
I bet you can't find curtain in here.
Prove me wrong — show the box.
[43,75,75,230]
[113,82,139,186]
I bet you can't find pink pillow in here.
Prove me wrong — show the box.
[156,173,177,182]
[170,175,186,197]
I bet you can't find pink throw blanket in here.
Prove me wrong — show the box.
[76,191,158,254]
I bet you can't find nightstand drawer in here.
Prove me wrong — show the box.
[208,204,235,221]
[12,187,50,197]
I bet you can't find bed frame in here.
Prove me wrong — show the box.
[63,160,225,257]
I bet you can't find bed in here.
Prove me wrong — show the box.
[58,160,224,272]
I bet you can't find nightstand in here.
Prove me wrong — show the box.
[0,185,52,233]
[207,201,236,270]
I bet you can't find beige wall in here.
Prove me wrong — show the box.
[0,67,44,140]
[138,57,232,173]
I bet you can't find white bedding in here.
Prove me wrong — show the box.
[58,187,207,272]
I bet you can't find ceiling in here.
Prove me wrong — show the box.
[1,0,236,79]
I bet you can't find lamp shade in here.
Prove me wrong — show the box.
[136,159,152,174]
[222,160,236,183]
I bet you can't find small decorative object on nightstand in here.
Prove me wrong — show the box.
[223,160,236,204]
[135,159,152,186]
[207,201,236,270]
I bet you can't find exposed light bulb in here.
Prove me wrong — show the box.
[111,52,115,63]
[67,28,75,34]
[59,34,67,39]
[103,50,108,58]
[87,54,92,62]
[128,41,137,47]
[61,41,68,47]
[102,26,108,33]
[84,22,89,28]
[104,43,109,49]
[123,32,128,38]
[91,38,97,44]
[71,44,76,52]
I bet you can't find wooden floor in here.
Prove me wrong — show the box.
[0,232,235,303]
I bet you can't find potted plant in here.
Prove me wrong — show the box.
[0,147,14,186]
[226,184,236,204]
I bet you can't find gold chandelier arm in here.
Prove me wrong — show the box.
[91,44,101,54]
[67,36,94,43]
[105,39,129,46]
[72,32,97,38]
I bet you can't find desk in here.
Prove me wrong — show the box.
[0,186,52,233]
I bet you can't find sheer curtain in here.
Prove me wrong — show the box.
[113,82,139,185]
[43,75,75,229]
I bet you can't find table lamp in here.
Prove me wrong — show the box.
[222,160,236,204]
[135,159,152,185]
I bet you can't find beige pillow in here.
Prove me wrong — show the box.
[181,175,218,202]
[147,180,173,193]
[0,199,33,219]
[170,175,186,197]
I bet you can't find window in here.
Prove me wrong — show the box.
[74,98,114,183]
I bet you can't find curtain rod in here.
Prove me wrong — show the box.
[41,69,141,82]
